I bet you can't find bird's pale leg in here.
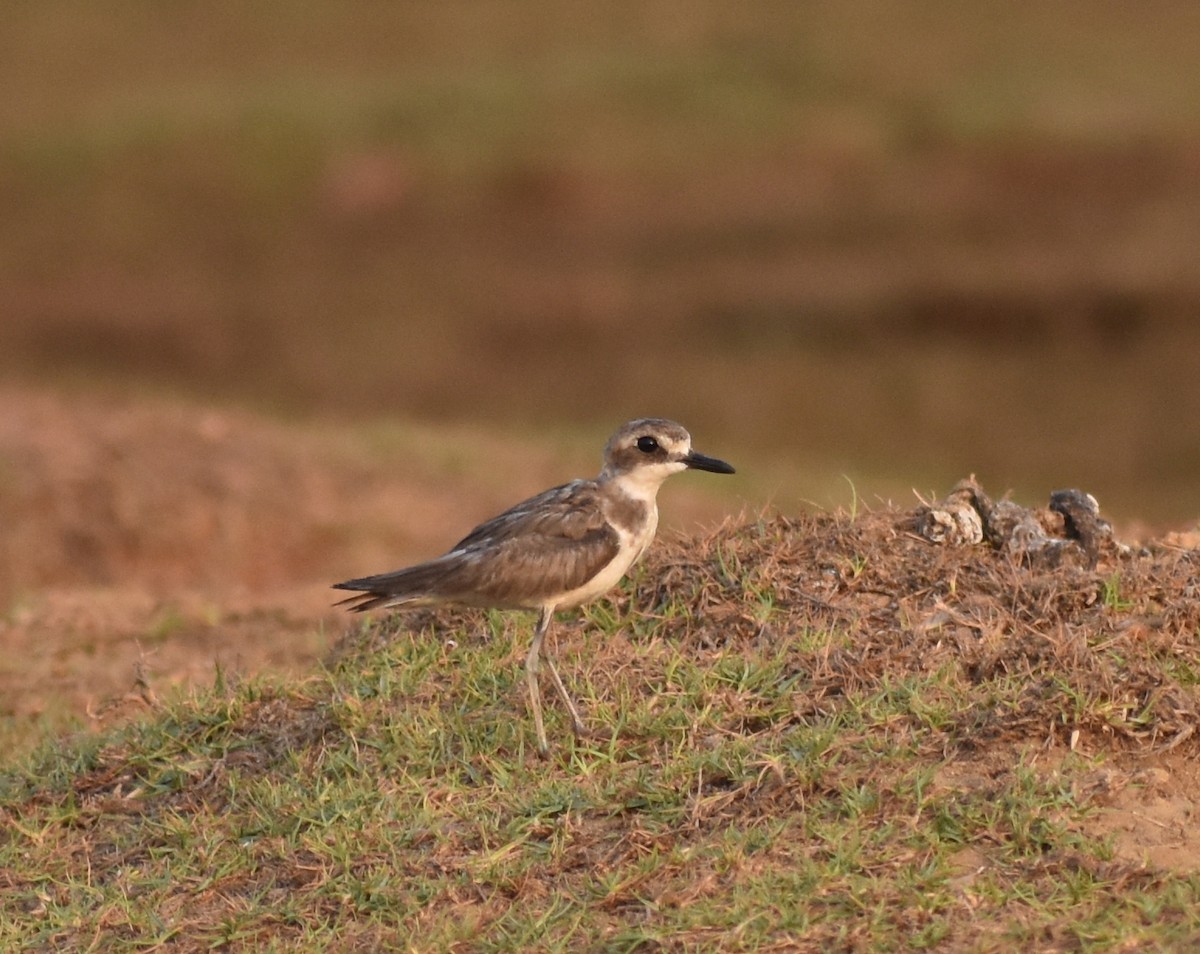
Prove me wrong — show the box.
[526,607,590,752]
[543,642,589,740]
[526,608,552,755]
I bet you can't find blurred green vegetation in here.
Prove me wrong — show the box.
[4,1,1200,520]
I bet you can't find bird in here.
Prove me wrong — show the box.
[333,418,735,754]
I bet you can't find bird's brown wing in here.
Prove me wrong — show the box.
[449,480,608,549]
[334,480,622,611]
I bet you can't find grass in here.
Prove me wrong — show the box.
[4,509,1200,951]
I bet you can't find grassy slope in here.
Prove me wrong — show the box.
[4,510,1200,952]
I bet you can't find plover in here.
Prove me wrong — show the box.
[333,418,735,754]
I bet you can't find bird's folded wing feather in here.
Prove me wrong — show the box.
[335,480,624,610]
[443,480,622,606]
[449,480,607,549]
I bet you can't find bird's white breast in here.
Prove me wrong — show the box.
[547,494,659,611]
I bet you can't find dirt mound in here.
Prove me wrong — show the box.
[0,387,380,596]
[332,483,1200,872]
[619,496,1200,871]
[638,498,1198,754]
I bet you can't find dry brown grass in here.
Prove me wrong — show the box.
[640,505,1200,754]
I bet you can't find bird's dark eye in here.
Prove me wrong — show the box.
[636,435,659,453]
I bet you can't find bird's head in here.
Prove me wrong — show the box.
[600,418,735,495]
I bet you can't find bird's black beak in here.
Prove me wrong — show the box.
[682,450,736,474]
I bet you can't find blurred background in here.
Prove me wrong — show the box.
[4,1,1200,741]
[4,1,1200,521]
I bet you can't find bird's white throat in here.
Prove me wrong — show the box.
[607,459,689,502]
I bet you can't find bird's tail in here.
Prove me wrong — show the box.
[331,562,451,613]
